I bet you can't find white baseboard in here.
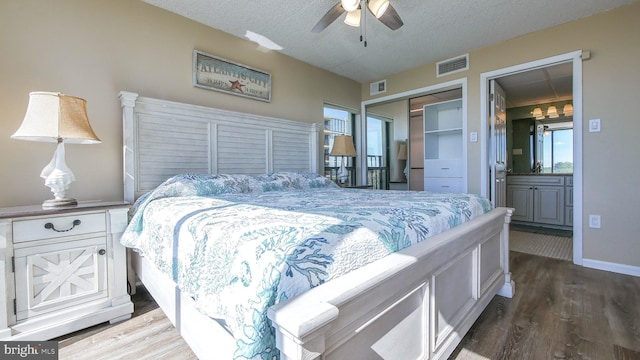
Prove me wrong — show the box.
[582,258,640,277]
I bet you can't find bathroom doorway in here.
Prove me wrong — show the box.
[480,50,584,265]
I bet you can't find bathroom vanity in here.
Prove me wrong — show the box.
[507,174,573,228]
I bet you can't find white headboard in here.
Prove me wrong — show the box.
[119,92,319,202]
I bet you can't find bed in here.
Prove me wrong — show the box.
[119,92,515,360]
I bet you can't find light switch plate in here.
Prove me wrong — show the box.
[589,119,601,132]
[470,132,478,143]
[589,215,601,229]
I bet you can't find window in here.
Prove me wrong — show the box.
[541,125,573,173]
[324,105,356,183]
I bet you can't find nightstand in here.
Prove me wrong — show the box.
[0,201,133,340]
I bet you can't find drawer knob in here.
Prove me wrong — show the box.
[98,249,106,255]
[44,219,81,232]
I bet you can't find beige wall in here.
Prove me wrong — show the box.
[2,1,638,269]
[0,0,361,207]
[363,3,640,268]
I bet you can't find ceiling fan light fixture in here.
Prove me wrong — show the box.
[344,9,361,27]
[368,0,390,18]
[341,0,359,12]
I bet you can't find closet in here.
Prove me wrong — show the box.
[423,99,464,192]
[408,89,464,192]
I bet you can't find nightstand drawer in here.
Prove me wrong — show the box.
[13,212,106,243]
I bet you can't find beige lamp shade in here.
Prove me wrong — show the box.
[397,143,407,160]
[12,92,101,144]
[330,135,357,157]
[546,105,559,118]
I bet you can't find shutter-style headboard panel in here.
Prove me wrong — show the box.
[120,92,319,202]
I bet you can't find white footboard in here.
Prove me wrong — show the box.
[268,207,514,360]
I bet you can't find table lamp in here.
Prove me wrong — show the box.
[329,135,357,183]
[397,142,408,179]
[11,92,101,208]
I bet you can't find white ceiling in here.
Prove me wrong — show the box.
[142,0,635,85]
[498,61,574,108]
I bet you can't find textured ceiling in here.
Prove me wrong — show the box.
[142,0,636,84]
[498,62,574,108]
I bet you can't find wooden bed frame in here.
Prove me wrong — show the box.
[120,92,515,360]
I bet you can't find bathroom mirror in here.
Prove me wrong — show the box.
[510,117,573,174]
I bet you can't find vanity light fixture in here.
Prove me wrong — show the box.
[532,107,545,120]
[563,103,574,116]
[547,105,559,118]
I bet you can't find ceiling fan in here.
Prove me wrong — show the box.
[312,0,404,34]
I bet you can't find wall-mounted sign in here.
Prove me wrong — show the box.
[193,50,272,102]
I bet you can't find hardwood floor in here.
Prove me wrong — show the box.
[450,252,640,360]
[56,251,640,359]
[56,286,196,359]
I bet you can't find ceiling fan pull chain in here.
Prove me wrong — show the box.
[362,3,367,47]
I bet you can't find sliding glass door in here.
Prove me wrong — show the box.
[367,115,390,189]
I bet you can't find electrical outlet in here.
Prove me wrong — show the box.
[589,215,601,229]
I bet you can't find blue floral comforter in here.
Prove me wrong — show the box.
[121,173,492,359]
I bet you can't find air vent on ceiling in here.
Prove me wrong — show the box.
[370,80,387,96]
[436,54,469,77]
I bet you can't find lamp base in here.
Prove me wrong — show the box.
[337,156,349,184]
[43,198,78,209]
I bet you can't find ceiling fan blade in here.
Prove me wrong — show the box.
[376,4,403,30]
[312,2,346,33]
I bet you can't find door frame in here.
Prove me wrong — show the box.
[479,50,583,265]
[360,78,468,191]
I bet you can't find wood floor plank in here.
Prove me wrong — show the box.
[606,270,640,353]
[451,251,640,360]
[57,287,197,359]
[613,344,640,360]
[55,243,640,359]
